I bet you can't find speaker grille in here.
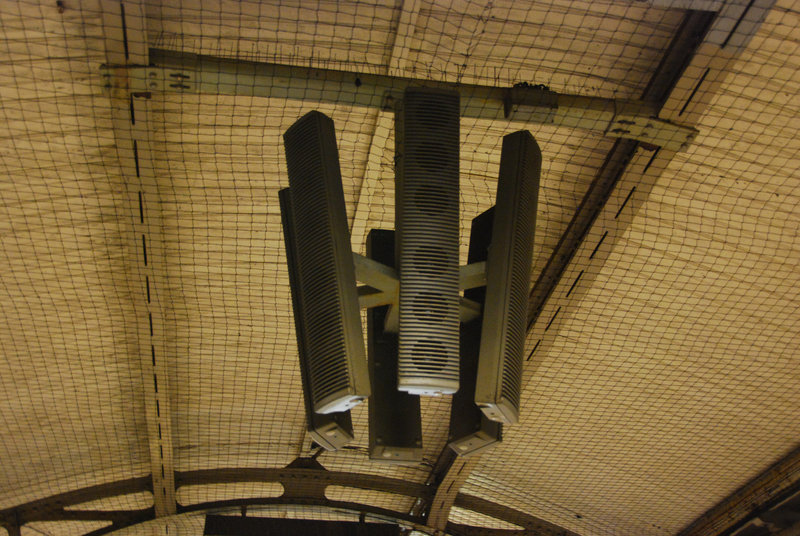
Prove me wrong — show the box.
[279,189,354,450]
[476,131,540,424]
[395,88,461,395]
[283,111,369,414]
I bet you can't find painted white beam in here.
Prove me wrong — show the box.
[100,0,176,518]
[134,52,696,155]
[352,253,399,294]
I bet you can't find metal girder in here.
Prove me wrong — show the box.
[0,463,573,536]
[186,499,429,534]
[678,444,800,536]
[0,476,153,534]
[427,455,480,530]
[423,449,582,535]
[454,495,580,536]
[524,0,777,397]
[100,0,176,517]
[527,7,718,328]
[175,462,432,502]
[353,253,485,326]
[517,3,782,536]
[353,253,399,295]
[526,136,640,328]
[111,49,697,154]
[354,254,487,294]
[523,0,778,425]
[422,0,782,528]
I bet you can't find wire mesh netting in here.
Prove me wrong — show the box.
[1,0,151,509]
[0,0,799,535]
[466,1,800,535]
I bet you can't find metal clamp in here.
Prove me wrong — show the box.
[607,114,697,152]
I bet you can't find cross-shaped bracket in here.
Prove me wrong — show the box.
[352,253,486,332]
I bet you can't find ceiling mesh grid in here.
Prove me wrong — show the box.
[465,2,800,535]
[0,0,151,510]
[145,0,685,96]
[0,0,799,535]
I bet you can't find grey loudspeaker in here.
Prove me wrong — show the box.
[278,188,353,450]
[279,189,354,450]
[282,111,370,414]
[395,87,461,395]
[366,230,423,463]
[449,208,502,456]
[475,131,541,424]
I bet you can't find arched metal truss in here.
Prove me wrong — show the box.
[0,458,577,536]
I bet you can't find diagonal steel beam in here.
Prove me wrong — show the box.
[100,0,176,518]
[454,494,583,535]
[426,0,777,529]
[424,8,715,531]
[678,443,800,536]
[526,8,717,329]
[523,0,777,400]
[427,454,481,530]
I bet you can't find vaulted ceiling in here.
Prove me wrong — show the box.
[1,1,799,535]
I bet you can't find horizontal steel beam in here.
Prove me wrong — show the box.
[185,498,429,534]
[99,49,697,151]
[354,255,488,294]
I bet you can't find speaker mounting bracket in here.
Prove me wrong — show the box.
[353,253,486,330]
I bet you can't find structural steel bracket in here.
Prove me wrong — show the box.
[100,60,698,152]
[353,253,485,328]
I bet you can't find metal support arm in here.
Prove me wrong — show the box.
[353,253,485,326]
[101,50,698,152]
